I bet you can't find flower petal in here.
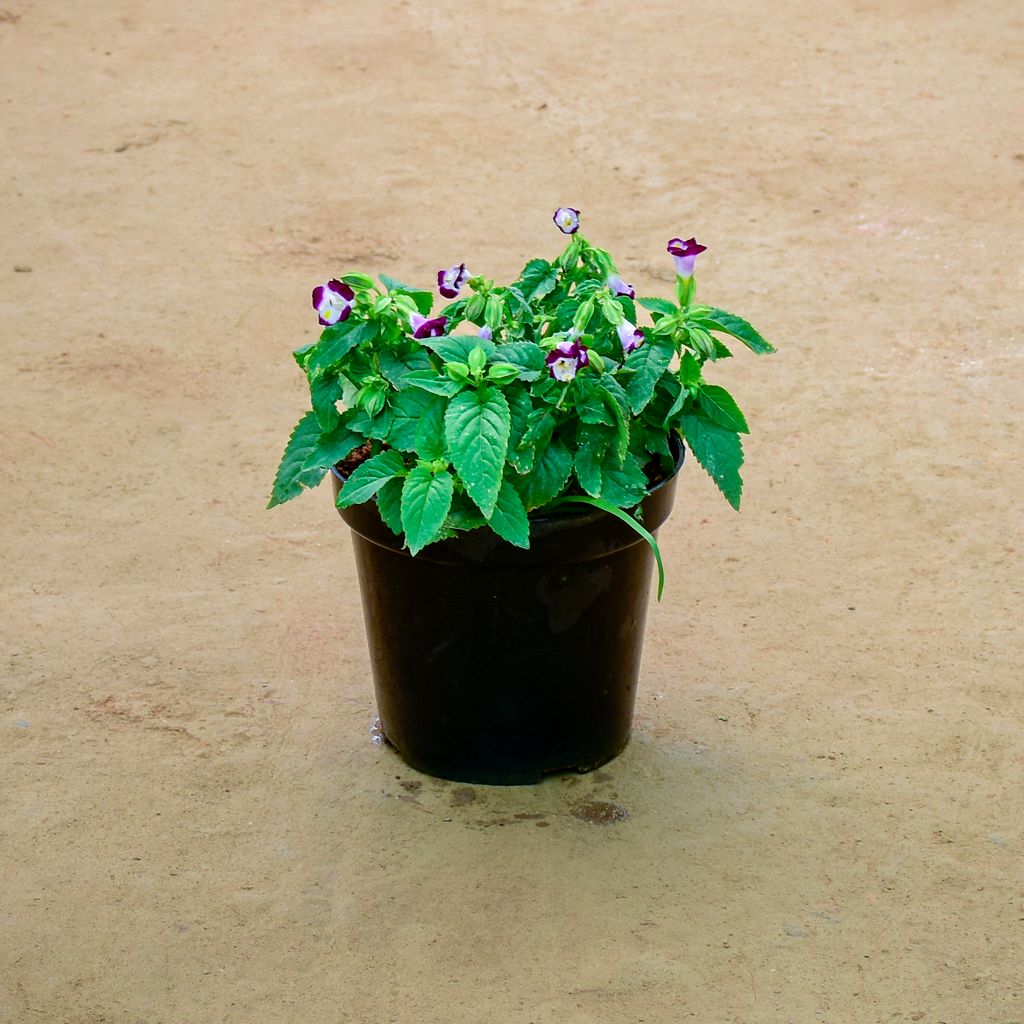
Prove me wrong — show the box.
[553,207,581,234]
[607,273,636,299]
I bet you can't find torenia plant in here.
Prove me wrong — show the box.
[270,209,775,594]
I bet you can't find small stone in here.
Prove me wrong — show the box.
[13,264,31,273]
[784,924,809,938]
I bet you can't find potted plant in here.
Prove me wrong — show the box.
[269,209,775,784]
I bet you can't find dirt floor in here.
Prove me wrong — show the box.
[2,0,1022,1021]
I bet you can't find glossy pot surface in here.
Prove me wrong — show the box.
[332,440,684,784]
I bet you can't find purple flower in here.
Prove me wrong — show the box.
[607,273,636,299]
[545,335,589,382]
[409,312,448,339]
[666,236,707,279]
[437,262,470,299]
[617,321,644,355]
[312,279,355,326]
[553,207,581,234]
[478,325,493,341]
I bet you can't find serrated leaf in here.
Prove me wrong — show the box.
[514,258,558,302]
[597,374,629,414]
[292,341,316,370]
[697,384,749,434]
[400,467,454,555]
[574,426,611,497]
[388,389,444,452]
[515,440,572,511]
[686,306,776,354]
[375,477,404,535]
[300,421,363,474]
[336,449,407,508]
[680,351,703,386]
[403,370,463,396]
[414,394,448,460]
[507,388,535,473]
[614,295,637,324]
[486,480,531,549]
[305,320,377,379]
[680,414,744,510]
[624,339,675,414]
[445,387,511,518]
[309,373,342,430]
[599,453,649,508]
[637,296,678,317]
[494,342,545,379]
[268,411,327,508]
[377,348,433,389]
[345,406,392,440]
[419,334,498,365]
[518,407,556,450]
[379,274,433,315]
[574,380,613,425]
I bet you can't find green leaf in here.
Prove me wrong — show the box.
[599,453,649,508]
[414,394,448,460]
[514,258,559,302]
[614,295,637,324]
[486,480,531,549]
[686,306,776,354]
[596,376,631,466]
[696,384,749,434]
[268,411,326,508]
[309,373,342,430]
[680,414,744,510]
[346,405,392,440]
[400,467,454,555]
[403,370,463,396]
[494,342,545,379]
[679,351,703,387]
[597,374,629,414]
[556,495,667,601]
[336,449,407,508]
[624,339,675,414]
[507,389,535,473]
[419,334,498,365]
[518,407,556,450]
[574,426,611,497]
[574,380,614,426]
[445,387,511,518]
[377,348,432,389]
[379,274,433,315]
[292,341,316,370]
[388,389,444,452]
[300,422,363,474]
[637,296,677,317]
[305,320,377,379]
[515,439,572,511]
[375,477,404,535]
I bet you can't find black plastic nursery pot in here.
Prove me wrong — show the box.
[331,439,685,785]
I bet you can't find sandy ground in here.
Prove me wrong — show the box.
[1,0,1022,1021]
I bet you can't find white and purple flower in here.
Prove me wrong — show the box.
[666,236,707,279]
[478,325,493,341]
[553,207,581,234]
[617,321,644,355]
[545,335,589,382]
[437,262,470,299]
[409,312,449,339]
[311,279,355,326]
[607,273,636,299]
